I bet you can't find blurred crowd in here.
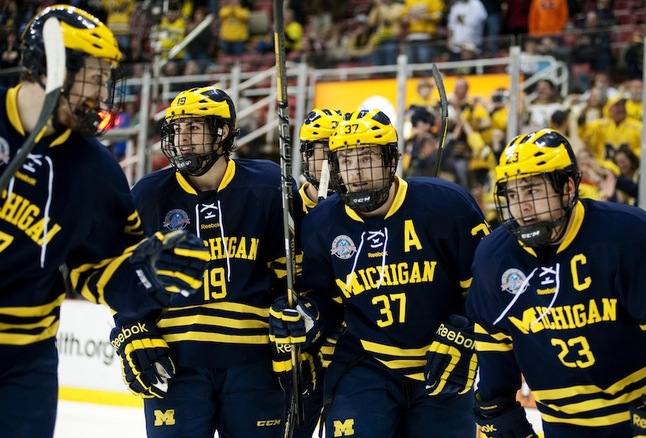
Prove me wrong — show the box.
[0,0,644,218]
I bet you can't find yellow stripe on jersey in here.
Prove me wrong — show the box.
[159,313,268,330]
[0,293,64,345]
[540,410,630,427]
[533,366,646,400]
[359,338,428,379]
[164,331,269,344]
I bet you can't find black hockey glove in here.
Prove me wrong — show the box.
[110,320,176,399]
[271,342,322,396]
[425,314,478,395]
[130,230,209,301]
[474,392,538,438]
[269,295,321,349]
[631,395,646,437]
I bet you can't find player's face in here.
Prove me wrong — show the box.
[171,117,214,155]
[307,142,330,181]
[59,57,112,130]
[505,175,566,228]
[337,146,388,193]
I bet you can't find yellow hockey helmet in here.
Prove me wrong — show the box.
[162,86,239,176]
[329,109,398,151]
[22,4,122,76]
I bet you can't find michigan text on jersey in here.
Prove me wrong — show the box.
[0,190,61,246]
[509,298,617,334]
[335,260,437,298]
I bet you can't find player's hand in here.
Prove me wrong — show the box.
[425,314,477,395]
[271,342,322,396]
[474,392,539,438]
[631,395,646,437]
[130,230,209,300]
[110,320,176,399]
[269,295,321,348]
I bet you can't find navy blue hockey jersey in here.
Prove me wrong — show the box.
[131,158,298,368]
[0,86,157,351]
[301,176,489,380]
[467,199,646,435]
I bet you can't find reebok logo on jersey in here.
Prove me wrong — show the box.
[110,322,149,349]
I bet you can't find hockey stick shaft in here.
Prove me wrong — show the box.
[272,0,304,435]
[0,17,65,194]
[431,64,448,178]
[317,159,330,202]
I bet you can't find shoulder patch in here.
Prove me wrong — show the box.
[331,235,357,260]
[163,209,190,231]
[501,268,527,295]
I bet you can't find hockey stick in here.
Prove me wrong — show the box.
[430,64,448,178]
[0,17,65,194]
[317,159,330,202]
[272,0,304,436]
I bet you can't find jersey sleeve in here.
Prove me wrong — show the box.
[466,238,523,401]
[66,157,164,318]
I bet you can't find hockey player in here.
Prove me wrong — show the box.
[270,109,489,437]
[0,5,208,437]
[466,128,646,437]
[114,85,300,437]
[298,108,343,210]
[285,108,344,438]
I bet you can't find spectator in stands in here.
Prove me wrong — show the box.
[480,0,503,55]
[284,8,304,54]
[624,33,644,83]
[102,0,134,53]
[0,0,29,34]
[446,0,488,61]
[528,0,569,36]
[522,78,563,132]
[219,0,250,56]
[503,0,532,37]
[408,78,438,115]
[549,109,571,136]
[0,27,20,88]
[157,0,188,76]
[569,85,604,144]
[578,94,643,161]
[613,145,640,205]
[624,78,643,122]
[401,0,445,64]
[590,0,616,28]
[571,10,612,76]
[403,107,436,176]
[519,37,550,76]
[344,14,377,63]
[367,0,405,66]
[186,6,215,72]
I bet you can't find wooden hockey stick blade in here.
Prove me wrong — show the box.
[317,159,330,202]
[430,64,448,178]
[0,17,65,193]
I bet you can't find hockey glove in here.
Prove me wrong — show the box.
[269,295,321,349]
[631,395,646,437]
[474,392,538,438]
[271,341,322,396]
[130,230,210,299]
[110,320,176,399]
[425,314,477,395]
